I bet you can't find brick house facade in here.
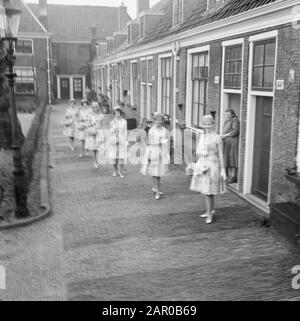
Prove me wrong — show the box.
[13,0,52,111]
[91,0,300,216]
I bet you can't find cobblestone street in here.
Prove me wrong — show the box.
[0,103,299,301]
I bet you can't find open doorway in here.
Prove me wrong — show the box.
[222,92,241,189]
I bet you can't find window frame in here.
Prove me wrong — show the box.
[252,38,276,92]
[223,44,243,90]
[14,39,34,56]
[160,56,172,115]
[14,66,36,95]
[130,61,139,107]
[185,46,210,130]
[190,51,209,128]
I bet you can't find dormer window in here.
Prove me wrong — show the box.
[173,0,183,25]
[127,21,140,45]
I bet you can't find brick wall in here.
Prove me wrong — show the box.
[207,41,222,131]
[173,24,300,203]
[15,37,48,111]
[52,42,90,75]
[270,25,300,203]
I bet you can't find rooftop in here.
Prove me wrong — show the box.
[28,3,132,42]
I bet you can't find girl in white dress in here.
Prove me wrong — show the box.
[76,99,91,158]
[107,107,128,178]
[85,101,105,168]
[189,115,227,224]
[141,113,170,200]
[63,99,78,151]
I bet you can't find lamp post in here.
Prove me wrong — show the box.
[0,0,29,218]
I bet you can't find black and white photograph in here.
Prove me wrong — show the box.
[0,0,300,304]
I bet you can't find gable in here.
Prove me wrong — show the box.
[12,0,47,34]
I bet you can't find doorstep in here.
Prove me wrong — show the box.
[270,202,300,253]
[226,184,270,217]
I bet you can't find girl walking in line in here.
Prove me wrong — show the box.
[141,112,170,200]
[76,99,90,158]
[107,107,128,178]
[190,115,227,224]
[85,101,105,168]
[63,99,78,151]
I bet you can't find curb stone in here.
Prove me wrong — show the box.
[0,105,52,230]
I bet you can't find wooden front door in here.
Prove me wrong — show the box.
[251,96,273,201]
[73,78,83,99]
[60,78,70,99]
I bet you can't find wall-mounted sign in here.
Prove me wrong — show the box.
[276,80,284,90]
[289,69,295,83]
[214,76,220,84]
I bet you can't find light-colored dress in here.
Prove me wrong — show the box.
[190,132,225,195]
[85,112,105,151]
[76,108,90,141]
[141,126,170,177]
[107,118,128,164]
[62,106,78,138]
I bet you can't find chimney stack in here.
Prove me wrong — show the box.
[38,0,48,29]
[118,3,128,31]
[90,27,97,59]
[137,0,150,17]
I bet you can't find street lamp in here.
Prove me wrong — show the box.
[0,0,29,218]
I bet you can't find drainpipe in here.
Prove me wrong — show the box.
[172,41,180,146]
[46,35,52,105]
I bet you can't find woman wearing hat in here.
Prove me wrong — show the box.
[85,101,105,168]
[107,106,128,177]
[63,99,78,151]
[190,115,227,224]
[76,99,91,158]
[141,112,170,200]
[221,109,240,184]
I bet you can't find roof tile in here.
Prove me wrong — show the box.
[134,0,280,48]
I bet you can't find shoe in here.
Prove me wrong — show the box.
[200,210,215,218]
[206,212,214,224]
[152,188,164,195]
[112,172,117,177]
[118,172,124,178]
[79,154,83,158]
[94,162,100,168]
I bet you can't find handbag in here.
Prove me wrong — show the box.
[187,158,210,176]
